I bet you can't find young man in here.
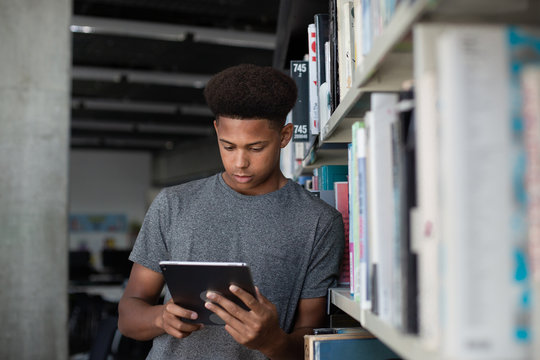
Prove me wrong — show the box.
[118,64,344,359]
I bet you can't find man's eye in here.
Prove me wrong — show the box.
[251,147,263,152]
[224,146,234,151]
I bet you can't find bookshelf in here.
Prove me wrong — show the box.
[279,0,540,359]
[316,0,540,146]
[331,288,440,360]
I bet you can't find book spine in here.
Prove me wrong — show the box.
[353,0,364,70]
[438,25,531,359]
[370,92,398,325]
[308,23,320,136]
[361,0,372,56]
[355,122,371,309]
[335,181,351,286]
[314,14,329,130]
[348,142,356,294]
[290,60,310,143]
[412,23,444,349]
[329,0,340,112]
[337,0,354,102]
[522,65,540,359]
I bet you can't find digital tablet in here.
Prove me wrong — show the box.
[159,261,256,325]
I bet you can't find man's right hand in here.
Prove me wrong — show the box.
[118,263,203,341]
[159,299,204,339]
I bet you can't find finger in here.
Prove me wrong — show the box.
[164,300,199,321]
[254,286,268,303]
[223,323,247,344]
[163,324,199,339]
[229,285,261,312]
[163,312,204,333]
[204,297,247,329]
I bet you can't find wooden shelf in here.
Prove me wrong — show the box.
[302,142,348,169]
[330,288,441,360]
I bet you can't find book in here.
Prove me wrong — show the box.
[361,0,372,56]
[411,23,445,350]
[308,23,320,136]
[304,332,400,360]
[347,142,356,294]
[351,121,370,308]
[367,93,398,324]
[329,0,340,112]
[392,88,418,334]
[522,65,540,359]
[337,0,354,101]
[290,60,310,143]
[318,165,349,190]
[437,25,539,359]
[315,14,330,131]
[353,0,364,69]
[335,181,350,286]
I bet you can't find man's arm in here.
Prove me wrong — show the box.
[118,263,204,341]
[265,296,327,359]
[205,286,327,359]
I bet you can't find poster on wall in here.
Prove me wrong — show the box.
[69,214,128,233]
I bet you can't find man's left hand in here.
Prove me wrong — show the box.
[205,285,285,353]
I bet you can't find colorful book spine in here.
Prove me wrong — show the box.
[308,23,319,136]
[348,142,356,294]
[352,121,370,309]
[305,333,399,360]
[335,181,350,286]
[319,165,349,190]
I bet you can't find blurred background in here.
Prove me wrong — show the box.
[0,0,328,358]
[67,0,316,358]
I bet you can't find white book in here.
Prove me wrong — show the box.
[342,1,356,99]
[412,22,446,350]
[352,121,371,309]
[353,0,363,70]
[364,110,376,313]
[336,0,350,103]
[319,41,332,132]
[307,23,319,135]
[521,66,540,358]
[438,25,531,359]
[367,93,398,324]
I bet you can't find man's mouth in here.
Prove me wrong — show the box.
[233,174,253,183]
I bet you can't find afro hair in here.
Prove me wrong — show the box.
[204,64,297,126]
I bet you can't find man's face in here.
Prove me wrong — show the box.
[214,116,292,196]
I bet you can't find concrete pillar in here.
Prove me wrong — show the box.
[0,0,71,359]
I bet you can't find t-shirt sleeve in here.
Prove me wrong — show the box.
[301,213,345,298]
[129,189,170,273]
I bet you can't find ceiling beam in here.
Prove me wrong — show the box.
[72,66,211,88]
[71,120,215,136]
[71,15,276,50]
[71,98,214,116]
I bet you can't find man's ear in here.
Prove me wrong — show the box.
[213,119,219,135]
[280,123,294,148]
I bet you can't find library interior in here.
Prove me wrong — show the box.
[2,0,540,359]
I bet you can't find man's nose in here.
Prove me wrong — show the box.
[235,150,249,168]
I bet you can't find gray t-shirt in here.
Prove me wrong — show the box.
[129,173,344,359]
